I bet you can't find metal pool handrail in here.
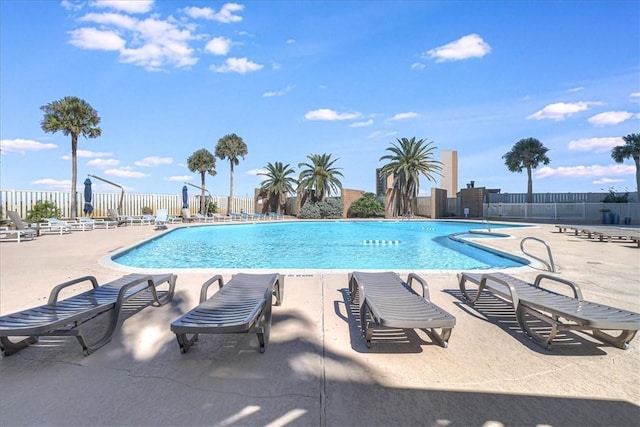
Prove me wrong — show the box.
[520,237,556,272]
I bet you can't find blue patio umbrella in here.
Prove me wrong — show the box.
[182,185,188,209]
[83,178,94,214]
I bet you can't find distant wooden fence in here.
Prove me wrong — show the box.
[0,189,254,219]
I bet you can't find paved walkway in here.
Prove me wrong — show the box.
[1,221,638,426]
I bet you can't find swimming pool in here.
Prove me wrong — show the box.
[111,220,529,271]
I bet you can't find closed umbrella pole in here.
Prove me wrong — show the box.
[83,178,94,215]
[182,185,189,209]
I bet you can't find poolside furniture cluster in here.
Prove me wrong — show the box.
[0,273,176,356]
[2,267,638,357]
[458,272,640,350]
[555,224,640,247]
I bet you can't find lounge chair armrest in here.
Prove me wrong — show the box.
[533,273,583,300]
[479,274,521,310]
[407,273,430,300]
[199,275,225,303]
[48,276,99,304]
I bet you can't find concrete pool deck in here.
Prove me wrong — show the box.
[0,220,638,426]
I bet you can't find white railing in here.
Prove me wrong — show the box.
[484,202,639,225]
[0,189,254,219]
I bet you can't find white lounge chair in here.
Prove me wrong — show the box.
[5,211,38,242]
[194,213,214,222]
[76,217,118,229]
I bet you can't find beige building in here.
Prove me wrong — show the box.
[440,150,458,196]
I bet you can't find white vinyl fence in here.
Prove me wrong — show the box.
[0,189,254,220]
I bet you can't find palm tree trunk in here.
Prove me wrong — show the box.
[71,134,78,219]
[200,173,206,215]
[526,166,533,204]
[228,161,234,214]
[634,156,640,194]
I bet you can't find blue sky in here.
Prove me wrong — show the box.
[1,0,639,198]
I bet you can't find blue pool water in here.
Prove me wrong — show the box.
[112,221,529,270]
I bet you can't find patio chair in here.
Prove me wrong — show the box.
[458,272,640,350]
[154,208,169,230]
[194,213,214,222]
[4,211,37,242]
[170,273,284,354]
[0,273,177,356]
[76,216,119,229]
[348,271,456,348]
[107,208,128,226]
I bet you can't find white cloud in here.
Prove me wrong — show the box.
[205,37,232,55]
[568,137,623,153]
[0,139,58,155]
[105,167,149,178]
[68,27,125,50]
[425,34,491,62]
[388,112,419,121]
[593,177,625,185]
[164,175,192,182]
[368,130,397,139]
[286,39,295,44]
[568,86,584,93]
[411,62,426,70]
[79,12,137,29]
[182,3,244,23]
[31,178,71,190]
[246,168,267,176]
[263,85,293,97]
[534,164,635,179]
[526,101,600,121]
[89,0,154,14]
[304,109,362,121]
[87,158,120,168]
[134,156,173,167]
[630,92,640,102]
[349,119,374,128]
[212,57,263,74]
[61,150,114,160]
[587,111,635,127]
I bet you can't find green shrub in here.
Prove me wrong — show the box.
[602,188,629,203]
[26,200,60,222]
[299,198,343,219]
[206,200,218,215]
[347,192,384,218]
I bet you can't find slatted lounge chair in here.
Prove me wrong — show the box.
[170,273,284,354]
[181,208,195,223]
[76,216,119,229]
[0,226,36,243]
[107,208,127,226]
[348,271,456,348]
[0,273,177,356]
[458,272,640,350]
[194,213,214,222]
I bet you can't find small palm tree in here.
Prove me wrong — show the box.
[502,137,550,204]
[187,149,217,215]
[215,133,248,213]
[259,162,297,214]
[379,137,442,217]
[40,96,101,218]
[611,133,640,193]
[297,153,344,205]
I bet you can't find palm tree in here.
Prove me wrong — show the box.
[40,96,101,219]
[502,137,550,204]
[187,149,217,215]
[297,153,344,205]
[259,162,297,214]
[611,133,640,193]
[379,137,441,217]
[215,133,248,214]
